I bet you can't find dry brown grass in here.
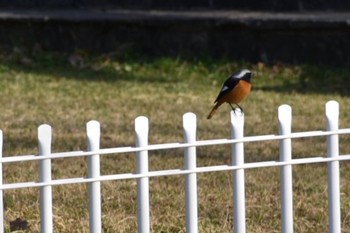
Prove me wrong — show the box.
[0,54,350,232]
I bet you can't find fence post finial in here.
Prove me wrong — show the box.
[325,100,339,124]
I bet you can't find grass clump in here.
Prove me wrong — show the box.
[0,52,350,232]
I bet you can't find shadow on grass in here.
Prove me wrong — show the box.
[1,52,350,95]
[299,66,350,95]
[255,65,350,96]
[0,53,181,84]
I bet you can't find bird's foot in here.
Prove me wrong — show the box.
[235,104,244,115]
[229,104,244,116]
[233,108,244,116]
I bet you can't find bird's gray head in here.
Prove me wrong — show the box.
[235,69,253,82]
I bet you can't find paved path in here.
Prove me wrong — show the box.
[0,9,349,27]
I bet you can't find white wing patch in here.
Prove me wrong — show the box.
[221,85,229,92]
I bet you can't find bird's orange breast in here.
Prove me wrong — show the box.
[222,80,251,104]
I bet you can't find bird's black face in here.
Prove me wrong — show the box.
[235,69,252,83]
[241,72,252,83]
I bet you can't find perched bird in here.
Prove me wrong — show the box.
[207,69,253,119]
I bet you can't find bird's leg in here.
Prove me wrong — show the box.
[229,103,244,115]
[229,103,236,112]
[235,104,244,114]
[229,103,240,115]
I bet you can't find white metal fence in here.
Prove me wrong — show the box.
[0,100,349,233]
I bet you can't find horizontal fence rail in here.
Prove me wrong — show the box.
[1,129,350,163]
[0,100,348,233]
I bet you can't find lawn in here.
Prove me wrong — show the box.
[0,51,350,232]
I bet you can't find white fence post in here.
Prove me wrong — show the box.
[183,113,198,233]
[0,130,3,233]
[38,124,53,233]
[325,100,341,233]
[230,110,246,233]
[87,120,102,233]
[278,105,293,233]
[0,101,348,232]
[135,116,150,233]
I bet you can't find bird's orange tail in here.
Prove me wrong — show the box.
[207,102,221,119]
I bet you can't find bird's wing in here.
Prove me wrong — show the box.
[214,77,240,103]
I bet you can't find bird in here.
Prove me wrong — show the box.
[207,69,253,119]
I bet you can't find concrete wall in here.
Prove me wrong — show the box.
[0,2,349,65]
